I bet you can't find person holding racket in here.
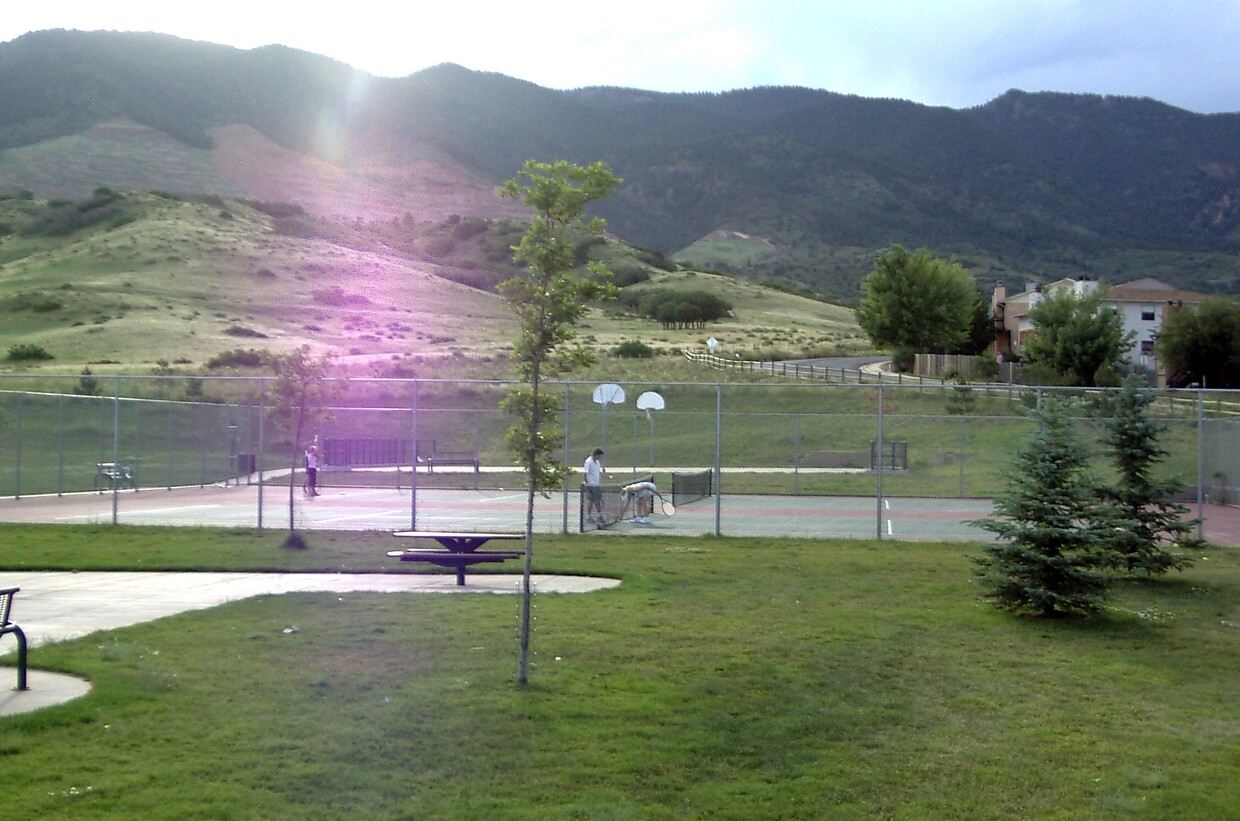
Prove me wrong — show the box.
[620,480,674,524]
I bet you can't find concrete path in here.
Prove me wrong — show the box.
[0,571,619,717]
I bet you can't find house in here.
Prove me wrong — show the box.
[991,276,1209,380]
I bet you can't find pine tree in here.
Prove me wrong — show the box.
[972,396,1114,616]
[1099,374,1197,575]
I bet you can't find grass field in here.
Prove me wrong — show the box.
[2,524,1238,818]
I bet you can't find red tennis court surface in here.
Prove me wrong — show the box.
[1,485,1236,546]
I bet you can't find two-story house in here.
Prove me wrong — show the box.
[991,276,1208,381]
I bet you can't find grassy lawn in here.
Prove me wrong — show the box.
[1,525,1238,818]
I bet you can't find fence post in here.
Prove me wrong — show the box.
[1196,386,1205,543]
[13,393,21,499]
[562,381,570,534]
[409,380,419,532]
[258,379,266,529]
[112,376,121,525]
[875,381,885,541]
[56,394,64,496]
[714,384,723,537]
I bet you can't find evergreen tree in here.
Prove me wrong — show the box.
[1099,374,1197,575]
[972,396,1114,616]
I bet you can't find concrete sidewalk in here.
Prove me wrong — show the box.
[0,571,619,718]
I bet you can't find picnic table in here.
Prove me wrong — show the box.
[386,531,523,586]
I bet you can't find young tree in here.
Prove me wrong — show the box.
[499,159,620,685]
[1021,287,1133,386]
[855,244,979,353]
[266,346,341,545]
[1099,373,1197,575]
[972,397,1114,616]
[1154,297,1240,388]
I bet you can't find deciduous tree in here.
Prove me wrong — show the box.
[855,244,978,354]
[266,346,341,545]
[1154,297,1240,388]
[1020,286,1133,386]
[499,159,620,684]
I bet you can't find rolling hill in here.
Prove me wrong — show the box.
[0,29,1237,304]
[0,190,866,372]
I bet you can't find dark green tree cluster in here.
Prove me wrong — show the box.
[973,376,1195,617]
[619,288,731,329]
[1154,297,1240,388]
[18,188,129,237]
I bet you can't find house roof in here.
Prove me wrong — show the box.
[1103,277,1209,305]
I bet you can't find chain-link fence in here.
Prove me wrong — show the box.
[0,373,1234,540]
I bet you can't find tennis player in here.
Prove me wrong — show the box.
[621,480,658,524]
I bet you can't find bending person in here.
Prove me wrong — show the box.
[621,480,659,524]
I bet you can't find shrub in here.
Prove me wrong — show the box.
[891,347,916,373]
[614,340,656,359]
[225,325,268,338]
[205,348,267,369]
[31,298,62,313]
[311,286,371,307]
[7,343,53,361]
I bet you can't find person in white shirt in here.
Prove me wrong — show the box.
[304,444,320,497]
[583,448,606,522]
[621,480,658,524]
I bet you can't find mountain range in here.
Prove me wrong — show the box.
[1,28,1238,301]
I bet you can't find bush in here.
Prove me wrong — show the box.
[972,354,1000,379]
[205,349,267,369]
[311,286,371,307]
[891,347,915,373]
[7,343,53,361]
[225,325,268,338]
[614,340,656,359]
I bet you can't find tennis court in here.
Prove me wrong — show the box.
[2,482,1237,544]
[0,481,1005,541]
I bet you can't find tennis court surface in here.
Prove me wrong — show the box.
[2,484,1235,544]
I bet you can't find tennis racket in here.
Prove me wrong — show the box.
[658,495,676,516]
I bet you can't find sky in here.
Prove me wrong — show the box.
[2,0,1239,114]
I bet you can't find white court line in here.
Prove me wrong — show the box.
[56,504,227,522]
[479,493,527,503]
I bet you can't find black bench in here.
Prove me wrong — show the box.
[387,531,523,586]
[0,587,29,691]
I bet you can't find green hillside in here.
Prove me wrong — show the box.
[1,30,1237,304]
[0,191,868,373]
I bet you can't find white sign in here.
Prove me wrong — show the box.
[706,337,718,352]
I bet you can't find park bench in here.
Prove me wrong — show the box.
[94,461,137,491]
[386,532,523,586]
[0,587,29,691]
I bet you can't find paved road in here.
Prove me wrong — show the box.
[780,355,888,370]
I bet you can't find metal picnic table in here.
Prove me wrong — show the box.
[386,531,524,586]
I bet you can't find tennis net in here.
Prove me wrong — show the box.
[580,474,654,531]
[672,468,714,508]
